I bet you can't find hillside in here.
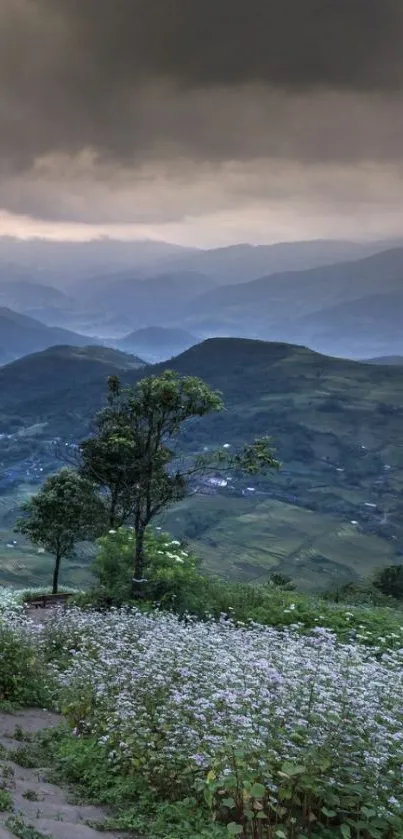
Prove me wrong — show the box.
[0,307,97,360]
[296,289,403,358]
[0,338,402,590]
[181,247,403,357]
[83,271,216,330]
[0,345,145,409]
[365,355,403,365]
[0,237,195,288]
[0,280,70,313]
[167,239,403,284]
[116,325,199,361]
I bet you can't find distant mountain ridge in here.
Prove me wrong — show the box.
[116,326,199,362]
[0,307,96,362]
[365,355,403,365]
[165,238,403,285]
[179,247,403,358]
[1,238,402,361]
[82,271,216,329]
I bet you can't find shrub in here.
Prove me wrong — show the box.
[0,618,48,706]
[91,527,204,609]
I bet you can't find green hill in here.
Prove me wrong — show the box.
[0,338,402,590]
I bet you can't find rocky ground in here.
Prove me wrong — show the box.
[0,708,128,839]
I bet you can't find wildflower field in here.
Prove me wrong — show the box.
[1,594,403,838]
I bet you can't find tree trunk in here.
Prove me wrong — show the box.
[131,526,146,598]
[52,551,62,594]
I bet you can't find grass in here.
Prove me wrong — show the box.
[160,495,397,591]
[0,788,13,812]
[5,815,52,839]
[0,526,95,591]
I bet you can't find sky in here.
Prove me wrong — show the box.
[1,0,403,247]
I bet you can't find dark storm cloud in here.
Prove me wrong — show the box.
[1,0,403,231]
[35,0,403,91]
[1,0,403,170]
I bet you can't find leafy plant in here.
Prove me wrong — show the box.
[373,565,403,600]
[5,815,50,839]
[15,469,106,593]
[80,372,279,596]
[0,787,13,812]
[0,622,48,705]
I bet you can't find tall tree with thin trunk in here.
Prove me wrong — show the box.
[15,469,105,593]
[80,372,280,596]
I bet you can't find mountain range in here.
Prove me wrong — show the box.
[0,238,402,360]
[116,326,199,362]
[175,246,403,357]
[0,308,98,364]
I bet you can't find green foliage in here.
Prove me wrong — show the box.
[0,622,48,705]
[202,748,401,838]
[373,565,403,600]
[22,728,225,839]
[0,787,13,812]
[5,815,51,839]
[91,527,203,608]
[79,371,225,587]
[267,573,295,591]
[15,468,106,593]
[79,371,278,591]
[78,526,403,650]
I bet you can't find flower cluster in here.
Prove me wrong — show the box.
[1,591,403,831]
[28,606,403,823]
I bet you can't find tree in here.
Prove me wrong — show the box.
[80,372,280,595]
[15,469,106,593]
[373,564,403,600]
[267,572,295,591]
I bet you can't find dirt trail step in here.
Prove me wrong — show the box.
[0,709,129,839]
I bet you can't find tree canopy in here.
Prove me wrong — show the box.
[15,469,105,593]
[79,371,280,594]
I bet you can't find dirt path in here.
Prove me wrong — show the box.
[0,708,128,839]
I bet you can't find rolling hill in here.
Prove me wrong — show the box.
[0,308,98,361]
[0,345,145,409]
[0,338,402,591]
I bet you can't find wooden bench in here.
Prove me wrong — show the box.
[24,592,74,610]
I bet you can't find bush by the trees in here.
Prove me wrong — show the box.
[373,564,403,600]
[92,527,203,609]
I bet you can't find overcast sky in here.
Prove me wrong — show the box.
[1,0,403,246]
